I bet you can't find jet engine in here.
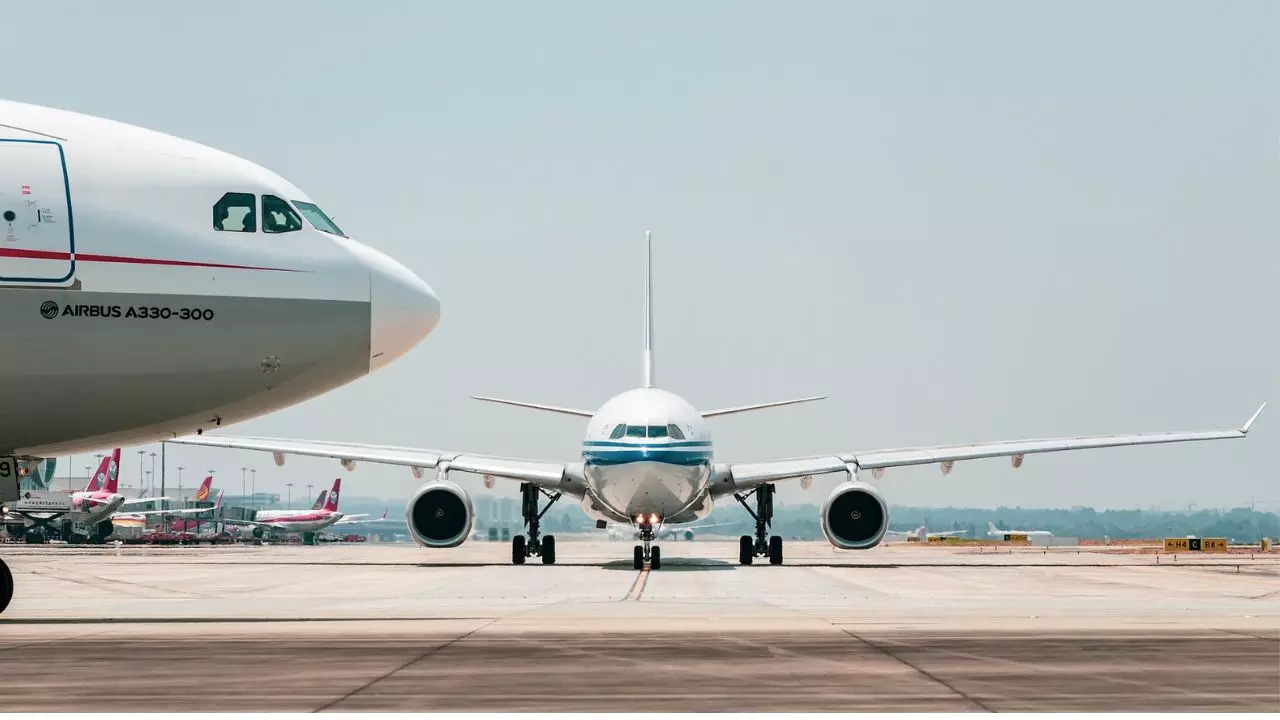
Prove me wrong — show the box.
[820,481,889,550]
[406,480,474,548]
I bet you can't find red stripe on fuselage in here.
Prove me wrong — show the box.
[0,247,302,273]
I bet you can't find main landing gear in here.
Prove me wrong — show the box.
[734,484,783,566]
[511,482,560,565]
[632,521,662,571]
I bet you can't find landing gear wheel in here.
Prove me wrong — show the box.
[518,482,562,566]
[512,534,527,565]
[769,535,783,565]
[650,545,662,570]
[734,484,777,564]
[0,559,11,615]
[633,545,644,570]
[541,535,557,565]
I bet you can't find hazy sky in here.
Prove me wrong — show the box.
[16,1,1277,510]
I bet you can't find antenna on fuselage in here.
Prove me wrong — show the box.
[643,230,654,389]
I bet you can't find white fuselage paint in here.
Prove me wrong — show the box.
[578,387,715,527]
[251,509,345,534]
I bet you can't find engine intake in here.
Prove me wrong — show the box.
[406,480,474,548]
[820,481,889,550]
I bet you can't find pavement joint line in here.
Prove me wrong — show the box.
[837,627,995,712]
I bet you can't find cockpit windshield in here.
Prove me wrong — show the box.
[293,201,347,237]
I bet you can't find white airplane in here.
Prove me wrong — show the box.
[0,99,441,612]
[171,232,1265,572]
[987,521,1053,539]
[885,525,969,542]
[221,477,346,544]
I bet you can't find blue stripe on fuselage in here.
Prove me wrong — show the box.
[582,448,712,466]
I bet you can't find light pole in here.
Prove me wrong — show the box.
[136,449,145,494]
[286,482,293,509]
[240,467,247,507]
[84,465,90,488]
[307,483,313,508]
[177,466,184,502]
[250,468,256,505]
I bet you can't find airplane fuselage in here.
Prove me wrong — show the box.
[252,509,344,534]
[0,99,440,458]
[578,387,716,527]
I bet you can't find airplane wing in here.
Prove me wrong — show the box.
[118,497,179,510]
[166,435,589,496]
[712,403,1265,497]
[114,506,220,518]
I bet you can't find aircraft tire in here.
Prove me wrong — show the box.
[769,535,783,565]
[0,559,11,615]
[633,545,644,570]
[541,535,556,565]
[650,545,661,570]
[512,535,527,565]
[739,535,753,565]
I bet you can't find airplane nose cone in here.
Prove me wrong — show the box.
[366,248,441,372]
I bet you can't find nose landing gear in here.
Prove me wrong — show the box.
[734,483,783,565]
[511,482,561,565]
[632,522,662,570]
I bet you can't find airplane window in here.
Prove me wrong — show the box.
[213,192,256,232]
[293,200,347,237]
[625,425,647,438]
[262,195,303,234]
[667,424,686,440]
[609,424,626,440]
[647,425,668,438]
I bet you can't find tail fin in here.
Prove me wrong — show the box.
[643,230,654,388]
[213,489,224,509]
[193,475,212,502]
[323,478,341,512]
[312,490,328,510]
[91,448,121,493]
[988,521,999,533]
[379,508,388,520]
[85,453,108,492]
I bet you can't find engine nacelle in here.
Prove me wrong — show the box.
[820,481,889,550]
[405,480,475,548]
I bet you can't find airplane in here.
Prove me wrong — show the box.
[0,99,440,611]
[110,476,223,528]
[6,449,125,541]
[886,525,969,542]
[987,521,1053,539]
[220,477,346,544]
[171,231,1265,572]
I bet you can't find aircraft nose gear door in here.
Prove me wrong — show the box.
[0,139,75,286]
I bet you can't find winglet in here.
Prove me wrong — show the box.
[1242,402,1266,434]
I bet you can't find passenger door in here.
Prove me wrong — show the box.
[0,139,74,285]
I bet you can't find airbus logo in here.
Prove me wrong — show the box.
[40,301,59,319]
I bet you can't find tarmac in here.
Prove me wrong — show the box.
[0,539,1275,712]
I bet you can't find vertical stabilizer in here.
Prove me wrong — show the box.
[102,448,121,494]
[643,230,654,388]
[324,478,341,512]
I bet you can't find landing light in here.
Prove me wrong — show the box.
[648,513,660,524]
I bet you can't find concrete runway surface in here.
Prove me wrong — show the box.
[0,540,1275,712]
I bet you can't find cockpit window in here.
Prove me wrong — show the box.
[646,425,668,438]
[667,424,686,440]
[609,424,626,440]
[625,425,647,438]
[263,195,303,234]
[213,192,256,232]
[293,201,347,237]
